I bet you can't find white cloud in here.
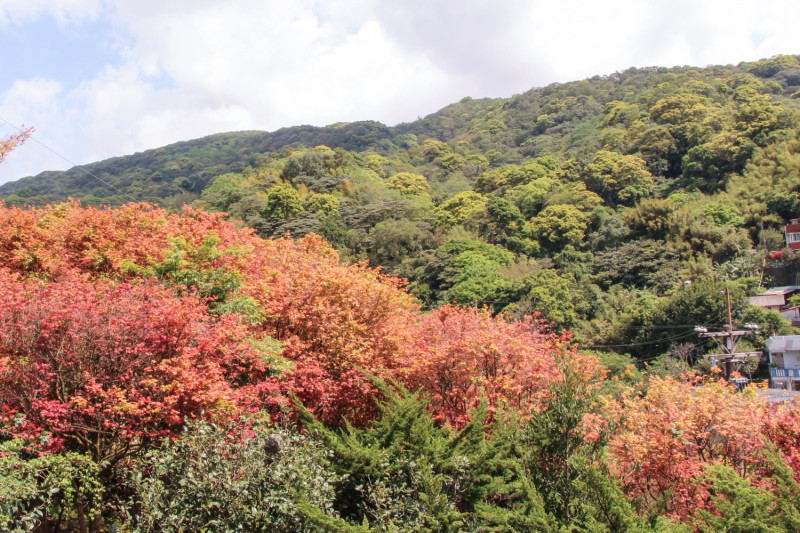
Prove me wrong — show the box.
[0,0,103,26]
[0,78,72,182]
[109,0,450,125]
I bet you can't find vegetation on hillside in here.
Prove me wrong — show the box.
[0,201,797,532]
[2,56,800,530]
[11,57,800,357]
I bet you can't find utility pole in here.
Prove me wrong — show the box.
[696,287,761,383]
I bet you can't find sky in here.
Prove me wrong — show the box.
[1,0,799,184]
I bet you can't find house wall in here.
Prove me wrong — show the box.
[785,350,800,369]
[749,294,786,310]
[787,223,800,250]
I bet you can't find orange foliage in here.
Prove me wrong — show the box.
[397,305,606,428]
[608,376,768,520]
[0,202,420,425]
[0,201,604,429]
[0,126,33,165]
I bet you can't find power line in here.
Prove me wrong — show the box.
[0,116,137,203]
[585,329,699,349]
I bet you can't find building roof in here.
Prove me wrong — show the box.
[767,335,800,352]
[763,286,800,295]
[750,294,786,307]
[759,389,800,403]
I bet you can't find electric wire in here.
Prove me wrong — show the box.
[585,329,699,349]
[0,115,137,203]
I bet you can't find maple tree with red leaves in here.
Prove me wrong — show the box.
[398,305,558,427]
[608,375,768,520]
[0,202,422,426]
[0,270,269,468]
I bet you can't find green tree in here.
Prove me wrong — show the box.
[585,151,654,206]
[625,198,676,239]
[692,461,800,532]
[387,172,432,197]
[506,269,578,329]
[200,172,248,211]
[0,441,101,533]
[446,251,512,307]
[528,204,589,251]
[298,378,488,532]
[304,193,340,216]
[124,420,339,532]
[436,191,488,230]
[264,184,304,219]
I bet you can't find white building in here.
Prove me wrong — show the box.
[766,336,800,391]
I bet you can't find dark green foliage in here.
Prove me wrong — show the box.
[282,150,329,182]
[472,415,555,532]
[563,458,654,533]
[691,451,800,533]
[122,419,339,533]
[298,378,487,532]
[520,350,607,523]
[592,239,682,291]
[0,440,102,533]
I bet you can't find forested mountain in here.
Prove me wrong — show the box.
[3,55,800,531]
[4,54,800,358]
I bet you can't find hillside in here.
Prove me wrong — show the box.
[2,201,799,531]
[0,122,397,206]
[3,56,800,531]
[4,55,800,360]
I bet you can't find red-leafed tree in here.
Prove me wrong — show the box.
[396,305,600,428]
[0,201,610,429]
[0,202,422,425]
[608,375,767,520]
[0,270,268,467]
[763,399,800,484]
[240,234,420,425]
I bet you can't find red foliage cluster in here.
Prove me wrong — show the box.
[0,202,586,435]
[4,201,800,526]
[609,376,768,520]
[398,305,560,427]
[0,270,267,465]
[0,202,608,459]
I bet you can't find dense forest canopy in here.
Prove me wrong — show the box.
[1,56,800,531]
[5,56,800,357]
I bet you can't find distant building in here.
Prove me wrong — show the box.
[786,219,800,250]
[766,335,800,391]
[748,286,800,312]
[782,306,800,327]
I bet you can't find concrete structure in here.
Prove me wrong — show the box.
[766,335,800,391]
